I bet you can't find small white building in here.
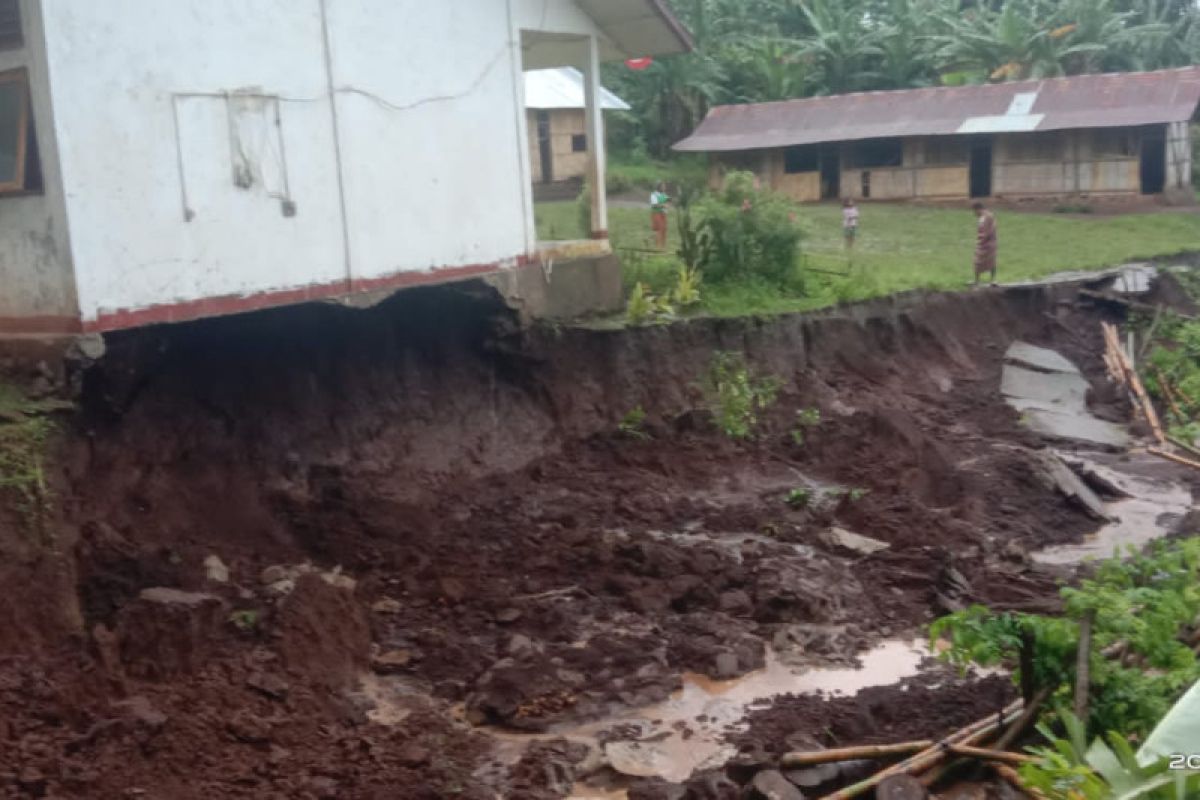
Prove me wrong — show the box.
[0,0,689,335]
[525,67,629,184]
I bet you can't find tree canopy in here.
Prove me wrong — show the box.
[603,0,1200,157]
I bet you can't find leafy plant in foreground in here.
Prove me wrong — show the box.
[618,406,649,440]
[704,351,780,439]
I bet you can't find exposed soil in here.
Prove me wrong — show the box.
[0,273,1172,798]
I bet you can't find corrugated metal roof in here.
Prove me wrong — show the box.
[579,0,694,59]
[524,67,630,111]
[674,67,1200,152]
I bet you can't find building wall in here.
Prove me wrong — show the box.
[0,0,76,332]
[992,129,1141,196]
[39,0,606,331]
[528,108,588,183]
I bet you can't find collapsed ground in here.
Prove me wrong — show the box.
[1,275,1194,799]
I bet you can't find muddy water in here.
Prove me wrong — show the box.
[1034,452,1192,566]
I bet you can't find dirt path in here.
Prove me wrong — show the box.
[0,273,1194,798]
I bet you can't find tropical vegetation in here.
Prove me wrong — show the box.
[605,0,1200,158]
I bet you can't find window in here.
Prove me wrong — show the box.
[0,0,21,50]
[783,145,819,174]
[571,134,587,152]
[850,138,903,168]
[923,138,969,166]
[1092,129,1137,158]
[1005,131,1062,162]
[0,69,42,194]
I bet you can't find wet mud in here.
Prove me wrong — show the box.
[1,274,1196,798]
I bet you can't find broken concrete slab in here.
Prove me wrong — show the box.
[1108,264,1156,295]
[1004,341,1080,375]
[1001,366,1089,408]
[1033,451,1110,521]
[819,527,890,556]
[1020,408,1129,450]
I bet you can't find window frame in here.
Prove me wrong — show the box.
[0,0,22,52]
[0,67,31,195]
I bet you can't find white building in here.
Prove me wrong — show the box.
[0,0,689,335]
[525,67,629,184]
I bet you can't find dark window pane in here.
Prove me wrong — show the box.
[0,0,21,50]
[0,79,23,184]
[852,138,903,168]
[783,145,819,174]
[571,134,587,152]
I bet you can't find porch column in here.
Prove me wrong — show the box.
[581,34,608,239]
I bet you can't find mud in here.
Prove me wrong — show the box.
[1,273,1194,798]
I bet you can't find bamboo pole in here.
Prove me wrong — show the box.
[1148,446,1200,472]
[1106,323,1165,443]
[946,744,1035,765]
[1153,366,1185,419]
[780,741,932,768]
[817,700,1023,800]
[1167,435,1200,460]
[991,762,1049,800]
[1074,611,1094,724]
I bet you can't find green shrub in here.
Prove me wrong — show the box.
[689,171,805,286]
[704,351,780,439]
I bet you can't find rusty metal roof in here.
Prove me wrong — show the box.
[673,67,1200,152]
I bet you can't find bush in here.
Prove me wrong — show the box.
[687,171,804,286]
[704,351,780,439]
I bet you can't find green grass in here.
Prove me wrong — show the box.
[535,199,1200,318]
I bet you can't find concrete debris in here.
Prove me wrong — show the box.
[203,555,229,583]
[1107,263,1156,295]
[819,527,890,556]
[605,741,672,779]
[1034,451,1111,521]
[749,769,807,800]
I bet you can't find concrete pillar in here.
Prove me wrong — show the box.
[581,34,608,238]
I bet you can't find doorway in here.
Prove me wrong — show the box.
[1140,129,1166,194]
[820,148,840,200]
[969,139,992,198]
[536,110,553,184]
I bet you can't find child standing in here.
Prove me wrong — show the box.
[842,199,859,251]
[650,182,671,250]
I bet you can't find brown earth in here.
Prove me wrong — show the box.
[0,274,1159,798]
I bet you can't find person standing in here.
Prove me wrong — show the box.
[650,182,671,250]
[973,201,997,285]
[842,199,859,251]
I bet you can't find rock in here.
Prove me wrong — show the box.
[507,634,537,656]
[320,566,356,592]
[681,770,739,799]
[203,555,230,583]
[605,741,671,778]
[713,652,741,679]
[116,588,226,679]
[371,649,413,673]
[371,597,402,615]
[750,769,807,800]
[260,565,290,585]
[819,527,890,556]
[439,577,466,603]
[627,778,687,800]
[718,590,753,615]
[246,672,289,700]
[877,774,928,800]
[494,607,523,624]
[783,764,840,793]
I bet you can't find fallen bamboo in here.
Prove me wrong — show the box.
[780,741,932,768]
[946,744,1035,765]
[1167,435,1200,461]
[1109,327,1166,443]
[1153,366,1185,419]
[991,762,1049,800]
[817,700,1023,800]
[1074,610,1094,724]
[1148,446,1200,472]
[922,686,1051,789]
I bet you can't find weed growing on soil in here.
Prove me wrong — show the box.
[931,538,1200,739]
[229,610,260,631]
[790,407,821,445]
[0,383,55,541]
[784,487,810,509]
[626,282,673,325]
[618,406,649,439]
[705,352,780,439]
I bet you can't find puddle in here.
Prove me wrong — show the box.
[1034,452,1191,566]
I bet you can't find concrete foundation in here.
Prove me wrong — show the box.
[486,244,623,322]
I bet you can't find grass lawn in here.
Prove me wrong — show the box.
[534,199,1200,318]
